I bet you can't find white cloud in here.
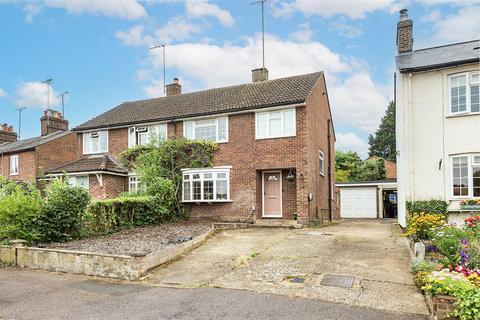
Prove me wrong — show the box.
[185,0,234,27]
[329,73,390,132]
[329,18,363,38]
[420,9,441,23]
[0,88,6,98]
[274,0,394,19]
[289,23,313,42]
[336,132,369,159]
[429,6,480,43]
[15,81,60,109]
[23,2,42,23]
[116,25,152,46]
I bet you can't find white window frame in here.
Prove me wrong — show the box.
[83,130,108,154]
[68,176,89,189]
[181,167,231,202]
[448,71,480,115]
[128,123,167,147]
[128,174,146,193]
[255,108,296,139]
[9,155,18,176]
[183,117,228,143]
[451,154,480,199]
[319,150,325,176]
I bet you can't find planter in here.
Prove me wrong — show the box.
[460,204,480,211]
[425,294,458,320]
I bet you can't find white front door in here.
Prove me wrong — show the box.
[340,187,377,218]
[262,171,282,218]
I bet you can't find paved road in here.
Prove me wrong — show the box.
[0,269,427,320]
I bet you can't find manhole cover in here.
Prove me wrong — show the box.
[320,274,355,288]
[290,277,305,283]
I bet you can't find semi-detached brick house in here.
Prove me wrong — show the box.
[46,70,337,224]
[0,110,77,184]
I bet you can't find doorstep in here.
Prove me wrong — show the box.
[252,219,303,229]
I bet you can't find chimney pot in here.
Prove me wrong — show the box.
[396,8,413,54]
[40,108,68,136]
[252,68,269,82]
[0,123,18,143]
[166,78,182,96]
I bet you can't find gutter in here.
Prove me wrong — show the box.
[398,59,479,74]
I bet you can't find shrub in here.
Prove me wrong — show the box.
[0,180,44,242]
[451,287,480,320]
[430,226,469,267]
[406,200,449,218]
[37,179,90,242]
[84,194,175,236]
[403,214,446,241]
[422,270,474,296]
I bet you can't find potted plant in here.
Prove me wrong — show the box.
[460,199,480,211]
[286,169,295,182]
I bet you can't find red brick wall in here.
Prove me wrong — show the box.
[0,150,36,182]
[108,128,128,159]
[36,132,78,176]
[88,174,127,200]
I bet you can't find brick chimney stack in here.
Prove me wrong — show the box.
[252,68,269,82]
[40,109,69,136]
[0,124,18,143]
[166,78,182,96]
[396,9,413,54]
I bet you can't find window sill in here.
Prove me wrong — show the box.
[255,134,296,141]
[446,112,480,119]
[83,151,108,155]
[181,200,233,203]
[9,173,18,176]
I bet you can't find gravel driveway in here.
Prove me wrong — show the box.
[46,222,211,256]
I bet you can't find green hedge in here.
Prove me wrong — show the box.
[406,199,449,217]
[83,196,175,236]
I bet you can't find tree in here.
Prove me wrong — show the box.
[335,150,363,181]
[357,158,386,181]
[368,101,396,162]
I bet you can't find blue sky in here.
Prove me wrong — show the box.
[1,0,479,158]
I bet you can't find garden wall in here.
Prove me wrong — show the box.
[0,227,215,280]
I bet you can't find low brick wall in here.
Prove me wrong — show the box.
[0,227,216,280]
[425,294,458,320]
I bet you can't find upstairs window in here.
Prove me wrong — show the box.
[182,168,230,202]
[449,72,479,115]
[83,131,108,154]
[256,108,296,139]
[9,155,18,175]
[183,117,228,143]
[452,154,480,198]
[128,124,167,147]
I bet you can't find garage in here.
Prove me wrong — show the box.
[336,180,397,219]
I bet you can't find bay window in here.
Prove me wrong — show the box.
[452,154,480,198]
[256,108,296,139]
[182,168,230,202]
[83,131,108,154]
[68,176,89,189]
[449,72,479,114]
[128,175,146,193]
[183,117,228,143]
[128,124,167,147]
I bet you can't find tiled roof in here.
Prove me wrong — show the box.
[396,39,480,72]
[45,154,127,175]
[74,72,323,131]
[0,131,71,154]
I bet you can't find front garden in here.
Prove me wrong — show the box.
[404,199,480,320]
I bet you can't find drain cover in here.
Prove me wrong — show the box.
[320,274,355,288]
[290,277,305,283]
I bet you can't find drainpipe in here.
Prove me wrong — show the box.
[327,119,333,222]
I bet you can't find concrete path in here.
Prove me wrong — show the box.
[0,268,427,320]
[146,219,428,317]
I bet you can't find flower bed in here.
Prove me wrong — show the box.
[405,211,480,320]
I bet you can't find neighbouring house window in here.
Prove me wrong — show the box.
[449,72,480,114]
[9,155,18,175]
[128,124,167,147]
[255,108,296,139]
[128,176,146,193]
[452,154,480,198]
[183,117,228,143]
[182,168,230,202]
[83,131,108,154]
[68,176,89,189]
[319,151,325,176]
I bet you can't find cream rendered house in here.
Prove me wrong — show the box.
[395,9,480,227]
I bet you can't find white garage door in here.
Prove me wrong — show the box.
[340,187,377,218]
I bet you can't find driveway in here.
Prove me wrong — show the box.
[146,219,428,317]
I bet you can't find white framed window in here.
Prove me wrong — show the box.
[182,167,230,202]
[128,124,167,147]
[83,131,108,154]
[68,176,89,189]
[9,155,18,175]
[449,72,480,115]
[255,108,296,139]
[319,150,325,176]
[183,117,228,143]
[451,154,480,198]
[128,175,146,193]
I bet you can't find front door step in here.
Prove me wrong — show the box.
[252,219,303,229]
